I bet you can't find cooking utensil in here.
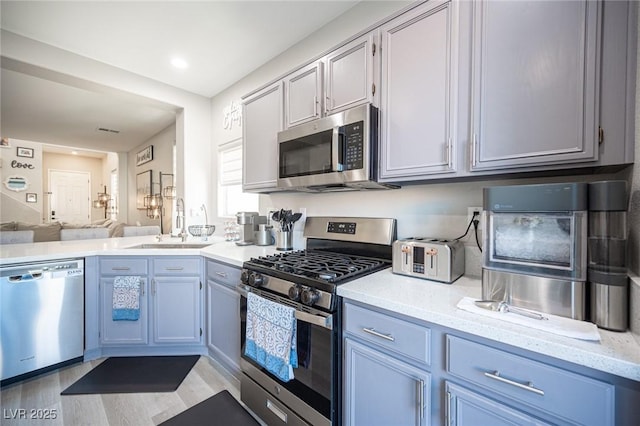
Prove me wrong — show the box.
[474,300,548,320]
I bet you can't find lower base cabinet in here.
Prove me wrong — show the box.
[445,382,550,426]
[344,338,430,426]
[152,276,202,344]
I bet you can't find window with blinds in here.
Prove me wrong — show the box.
[218,139,258,217]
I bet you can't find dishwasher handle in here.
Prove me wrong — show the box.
[8,271,45,282]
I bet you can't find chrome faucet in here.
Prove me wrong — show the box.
[176,198,187,242]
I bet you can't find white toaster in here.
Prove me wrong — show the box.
[392,238,465,283]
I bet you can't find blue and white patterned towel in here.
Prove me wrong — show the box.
[112,276,141,321]
[244,292,298,382]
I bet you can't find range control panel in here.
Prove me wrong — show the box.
[327,222,357,235]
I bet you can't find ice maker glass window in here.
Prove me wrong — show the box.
[490,213,574,269]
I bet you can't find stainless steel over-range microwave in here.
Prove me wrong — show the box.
[276,104,395,191]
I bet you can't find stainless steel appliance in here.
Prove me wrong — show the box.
[238,217,397,426]
[392,238,465,283]
[277,104,397,192]
[236,212,267,246]
[1,258,84,385]
[482,183,588,320]
[588,180,629,331]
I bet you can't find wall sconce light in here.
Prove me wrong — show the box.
[144,183,163,219]
[93,185,110,219]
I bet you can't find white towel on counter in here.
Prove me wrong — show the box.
[456,297,601,341]
[112,276,141,321]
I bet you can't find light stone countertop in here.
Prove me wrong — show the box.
[2,237,638,382]
[337,270,640,382]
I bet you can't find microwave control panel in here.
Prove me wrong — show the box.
[341,120,364,170]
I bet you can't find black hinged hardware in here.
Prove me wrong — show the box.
[200,281,202,290]
[372,42,376,56]
[200,328,203,337]
[372,83,376,96]
[598,126,604,144]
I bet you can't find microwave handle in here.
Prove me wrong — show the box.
[332,127,345,172]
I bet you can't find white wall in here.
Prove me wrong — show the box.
[0,138,42,223]
[127,124,174,230]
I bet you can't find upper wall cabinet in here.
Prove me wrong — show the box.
[284,62,323,128]
[468,0,600,171]
[242,81,283,192]
[284,32,379,129]
[379,0,459,181]
[324,33,378,115]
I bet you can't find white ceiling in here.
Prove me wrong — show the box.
[0,0,359,154]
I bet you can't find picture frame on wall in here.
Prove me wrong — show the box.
[136,145,153,166]
[16,147,34,158]
[26,193,37,203]
[136,170,152,209]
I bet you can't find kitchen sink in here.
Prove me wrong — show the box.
[126,243,213,249]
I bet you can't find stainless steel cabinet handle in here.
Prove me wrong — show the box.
[266,399,287,423]
[151,279,156,296]
[416,379,425,420]
[112,267,130,271]
[140,279,145,296]
[164,267,184,271]
[362,327,395,342]
[215,271,227,278]
[471,133,478,167]
[484,370,545,396]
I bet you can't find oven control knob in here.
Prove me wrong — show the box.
[240,269,250,284]
[248,272,265,287]
[288,285,302,301]
[301,288,320,306]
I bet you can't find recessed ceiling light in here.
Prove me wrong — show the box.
[171,57,189,69]
[71,151,78,155]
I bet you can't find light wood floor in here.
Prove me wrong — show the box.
[0,356,241,426]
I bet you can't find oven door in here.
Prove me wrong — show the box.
[238,285,339,426]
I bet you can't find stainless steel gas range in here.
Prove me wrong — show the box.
[238,216,397,426]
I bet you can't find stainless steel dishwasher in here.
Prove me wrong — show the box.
[1,258,84,384]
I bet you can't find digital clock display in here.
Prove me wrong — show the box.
[327,222,356,234]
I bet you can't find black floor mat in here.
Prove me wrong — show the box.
[160,390,260,426]
[61,355,199,395]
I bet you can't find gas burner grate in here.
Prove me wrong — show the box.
[250,250,388,283]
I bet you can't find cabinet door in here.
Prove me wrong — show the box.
[344,338,430,426]
[445,382,551,426]
[284,61,322,128]
[469,0,600,171]
[100,277,148,345]
[152,276,201,344]
[379,0,458,181]
[324,33,377,115]
[242,81,283,191]
[207,279,241,373]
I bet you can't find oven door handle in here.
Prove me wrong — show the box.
[237,284,334,330]
[295,310,333,330]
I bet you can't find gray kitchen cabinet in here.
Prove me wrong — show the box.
[467,0,600,171]
[343,301,431,425]
[343,298,639,425]
[99,257,149,345]
[378,0,459,182]
[323,32,378,115]
[206,259,241,375]
[151,257,202,345]
[99,256,203,347]
[445,382,551,426]
[344,338,431,426]
[242,81,283,192]
[284,61,323,128]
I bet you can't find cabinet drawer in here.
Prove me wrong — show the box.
[344,302,430,365]
[446,335,614,426]
[100,258,148,275]
[206,260,241,287]
[153,257,201,275]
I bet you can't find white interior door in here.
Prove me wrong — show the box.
[49,170,91,223]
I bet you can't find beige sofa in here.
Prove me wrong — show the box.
[0,219,128,243]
